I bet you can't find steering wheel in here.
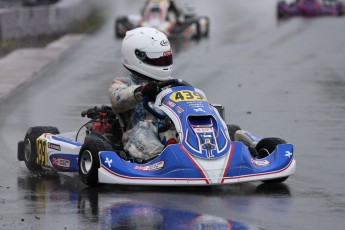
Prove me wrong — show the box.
[142,79,191,119]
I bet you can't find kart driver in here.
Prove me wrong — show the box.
[142,0,182,21]
[141,0,184,34]
[108,27,173,161]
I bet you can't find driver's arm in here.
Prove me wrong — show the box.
[108,77,142,113]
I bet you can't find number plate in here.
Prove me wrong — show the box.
[170,90,206,102]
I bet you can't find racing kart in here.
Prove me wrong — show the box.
[17,79,296,187]
[277,0,344,19]
[114,0,209,40]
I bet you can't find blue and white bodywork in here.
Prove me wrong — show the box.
[97,85,296,185]
[18,81,296,186]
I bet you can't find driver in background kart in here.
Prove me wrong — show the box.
[108,27,173,162]
[142,0,182,19]
[141,0,184,32]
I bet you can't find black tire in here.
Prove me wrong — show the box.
[277,2,285,20]
[114,18,122,38]
[263,176,289,184]
[255,138,288,184]
[255,137,286,157]
[114,17,133,38]
[17,141,25,161]
[227,124,241,141]
[337,3,344,16]
[192,21,201,40]
[203,17,210,37]
[23,126,60,173]
[79,137,113,186]
[277,9,284,20]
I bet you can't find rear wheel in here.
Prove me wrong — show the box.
[79,137,113,186]
[337,3,344,16]
[192,21,201,40]
[23,126,60,173]
[227,124,241,141]
[277,2,286,20]
[203,17,210,37]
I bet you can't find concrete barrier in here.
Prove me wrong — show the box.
[0,0,96,40]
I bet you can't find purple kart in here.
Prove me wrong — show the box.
[277,0,344,19]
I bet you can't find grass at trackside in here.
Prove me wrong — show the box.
[0,9,105,58]
[72,9,105,34]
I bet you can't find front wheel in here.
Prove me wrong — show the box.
[114,18,123,38]
[255,137,286,158]
[202,17,210,37]
[255,137,289,184]
[337,3,344,16]
[263,176,288,184]
[79,137,113,186]
[114,17,133,38]
[277,2,286,20]
[192,21,201,40]
[23,126,60,173]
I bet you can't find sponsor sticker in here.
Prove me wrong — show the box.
[134,161,165,172]
[163,49,172,56]
[251,159,270,167]
[48,142,61,151]
[193,108,206,112]
[52,157,71,169]
[160,39,170,46]
[170,90,205,102]
[175,106,184,113]
[187,102,204,108]
[194,128,213,132]
[285,151,292,158]
[166,101,176,108]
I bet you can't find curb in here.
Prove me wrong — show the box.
[0,34,85,102]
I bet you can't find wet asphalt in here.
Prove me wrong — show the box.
[1,0,345,229]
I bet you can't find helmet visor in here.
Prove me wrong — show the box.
[135,49,173,67]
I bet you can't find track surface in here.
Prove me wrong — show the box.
[1,0,345,229]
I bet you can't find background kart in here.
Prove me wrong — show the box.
[114,0,209,40]
[17,79,296,187]
[277,0,345,19]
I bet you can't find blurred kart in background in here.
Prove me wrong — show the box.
[277,0,344,19]
[114,0,209,40]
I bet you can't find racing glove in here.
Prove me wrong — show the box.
[140,82,161,99]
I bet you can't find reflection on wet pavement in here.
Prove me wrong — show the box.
[16,174,293,229]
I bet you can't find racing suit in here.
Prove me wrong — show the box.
[108,74,164,160]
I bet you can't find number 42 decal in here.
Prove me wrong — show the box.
[170,90,206,102]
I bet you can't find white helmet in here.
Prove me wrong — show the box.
[121,27,173,81]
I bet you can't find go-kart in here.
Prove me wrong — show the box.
[114,0,209,40]
[17,79,296,187]
[277,0,344,19]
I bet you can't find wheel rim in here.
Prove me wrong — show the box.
[80,150,93,174]
[24,139,31,162]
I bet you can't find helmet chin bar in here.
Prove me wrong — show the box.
[124,67,161,82]
[124,65,171,82]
